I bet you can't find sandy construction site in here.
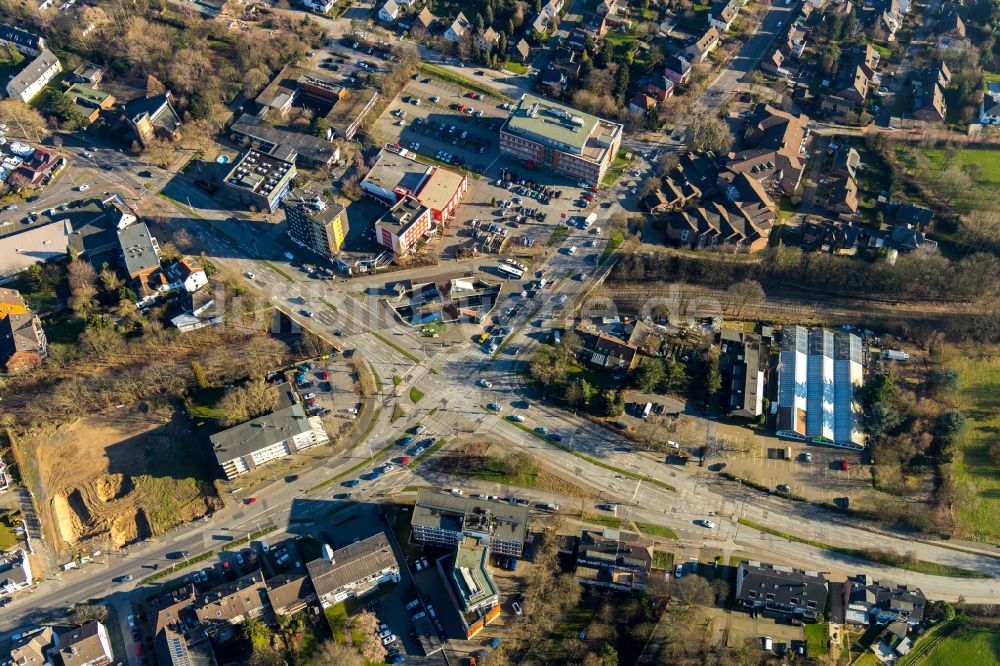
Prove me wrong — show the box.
[32,404,221,558]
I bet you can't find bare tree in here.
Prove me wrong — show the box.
[68,259,98,311]
[313,641,363,666]
[218,379,274,425]
[724,279,765,316]
[0,99,47,141]
[686,115,734,154]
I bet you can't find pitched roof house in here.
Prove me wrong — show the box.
[726,104,809,196]
[167,257,208,293]
[124,92,182,148]
[0,24,46,56]
[6,49,62,103]
[826,175,859,218]
[830,145,861,179]
[514,39,531,62]
[980,82,1000,124]
[628,93,657,115]
[52,621,114,666]
[0,289,47,374]
[445,12,471,41]
[378,0,400,23]
[477,27,501,51]
[413,6,436,29]
[709,0,740,32]
[911,62,950,123]
[664,55,692,84]
[684,26,721,62]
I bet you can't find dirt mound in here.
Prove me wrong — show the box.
[110,508,151,548]
[94,474,132,502]
[51,493,83,545]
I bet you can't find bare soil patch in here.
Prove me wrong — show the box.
[31,404,220,557]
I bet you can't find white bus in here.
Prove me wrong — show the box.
[497,263,525,279]
[641,402,652,419]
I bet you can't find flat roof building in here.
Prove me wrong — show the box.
[305,534,400,607]
[374,195,433,257]
[222,149,297,213]
[777,325,863,448]
[720,327,769,418]
[326,87,379,140]
[362,147,468,223]
[210,404,329,479]
[441,538,500,638]
[416,166,468,222]
[411,489,529,557]
[499,94,623,185]
[284,189,349,258]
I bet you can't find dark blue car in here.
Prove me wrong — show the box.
[548,433,563,442]
[343,479,360,488]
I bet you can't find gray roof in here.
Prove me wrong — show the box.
[117,222,159,275]
[54,621,110,666]
[413,489,529,544]
[210,404,312,463]
[231,114,337,166]
[502,94,615,157]
[0,24,44,52]
[306,533,397,598]
[736,561,828,616]
[7,49,60,99]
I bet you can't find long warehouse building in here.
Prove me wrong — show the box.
[776,325,863,448]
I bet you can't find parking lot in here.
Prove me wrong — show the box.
[372,77,511,173]
[286,356,361,433]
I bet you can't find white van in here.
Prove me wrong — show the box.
[567,246,577,255]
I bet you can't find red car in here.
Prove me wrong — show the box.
[135,645,143,657]
[245,497,258,505]
[401,456,413,465]
[589,186,599,192]
[839,460,849,471]
[319,370,329,380]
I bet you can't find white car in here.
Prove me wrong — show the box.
[697,519,716,529]
[245,272,255,280]
[82,151,93,158]
[512,601,523,616]
[478,379,493,388]
[381,634,397,646]
[76,184,89,191]
[378,629,392,639]
[450,488,463,496]
[303,393,316,400]
[508,414,525,423]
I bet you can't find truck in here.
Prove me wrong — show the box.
[582,213,597,228]
[641,402,653,419]
[882,350,910,361]
[785,446,793,460]
[552,330,561,345]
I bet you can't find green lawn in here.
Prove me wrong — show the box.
[187,387,226,421]
[458,456,540,487]
[409,387,424,403]
[547,224,570,246]
[950,355,1000,541]
[502,61,529,75]
[582,513,622,528]
[804,621,829,657]
[418,63,514,103]
[0,513,18,551]
[392,375,403,386]
[985,71,1000,83]
[325,604,349,643]
[599,229,625,264]
[903,625,1000,666]
[920,148,1000,188]
[633,522,678,539]
[601,149,633,187]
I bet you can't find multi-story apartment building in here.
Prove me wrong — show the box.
[284,190,350,258]
[211,404,329,479]
[222,149,297,212]
[411,489,529,557]
[374,195,433,256]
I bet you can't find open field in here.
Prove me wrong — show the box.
[901,624,1000,666]
[26,404,220,557]
[892,145,1000,210]
[950,353,1000,542]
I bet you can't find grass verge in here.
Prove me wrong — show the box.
[319,297,338,311]
[262,260,294,282]
[418,63,515,103]
[599,229,625,264]
[547,224,570,246]
[502,61,529,75]
[391,403,405,422]
[369,363,383,393]
[372,332,420,363]
[634,522,678,539]
[412,439,447,465]
[582,513,622,528]
[409,387,424,403]
[737,518,989,578]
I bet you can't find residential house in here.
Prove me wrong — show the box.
[378,0,400,23]
[980,82,1000,124]
[211,403,329,479]
[411,489,530,557]
[0,548,33,593]
[935,9,967,50]
[726,104,810,196]
[117,222,164,304]
[166,257,208,294]
[306,534,400,607]
[300,0,336,12]
[820,45,879,119]
[735,561,828,620]
[911,62,950,123]
[52,622,114,666]
[445,12,471,41]
[643,171,702,213]
[6,49,61,103]
[551,47,582,79]
[628,93,657,115]
[63,84,116,126]
[0,289,47,374]
[8,627,55,666]
[284,189,350,258]
[7,147,64,191]
[71,62,105,84]
[532,0,565,34]
[578,326,641,370]
[709,0,740,32]
[413,6,436,30]
[124,92,182,147]
[889,223,937,252]
[640,75,674,101]
[684,27,721,63]
[664,55,692,84]
[574,528,653,593]
[894,202,933,228]
[666,173,775,253]
[0,24,45,56]
[170,291,222,333]
[579,13,609,38]
[830,145,861,179]
[844,575,927,626]
[193,571,269,637]
[797,218,864,254]
[826,175,859,218]
[596,0,628,16]
[477,27,501,52]
[760,43,793,78]
[265,573,316,616]
[514,39,531,62]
